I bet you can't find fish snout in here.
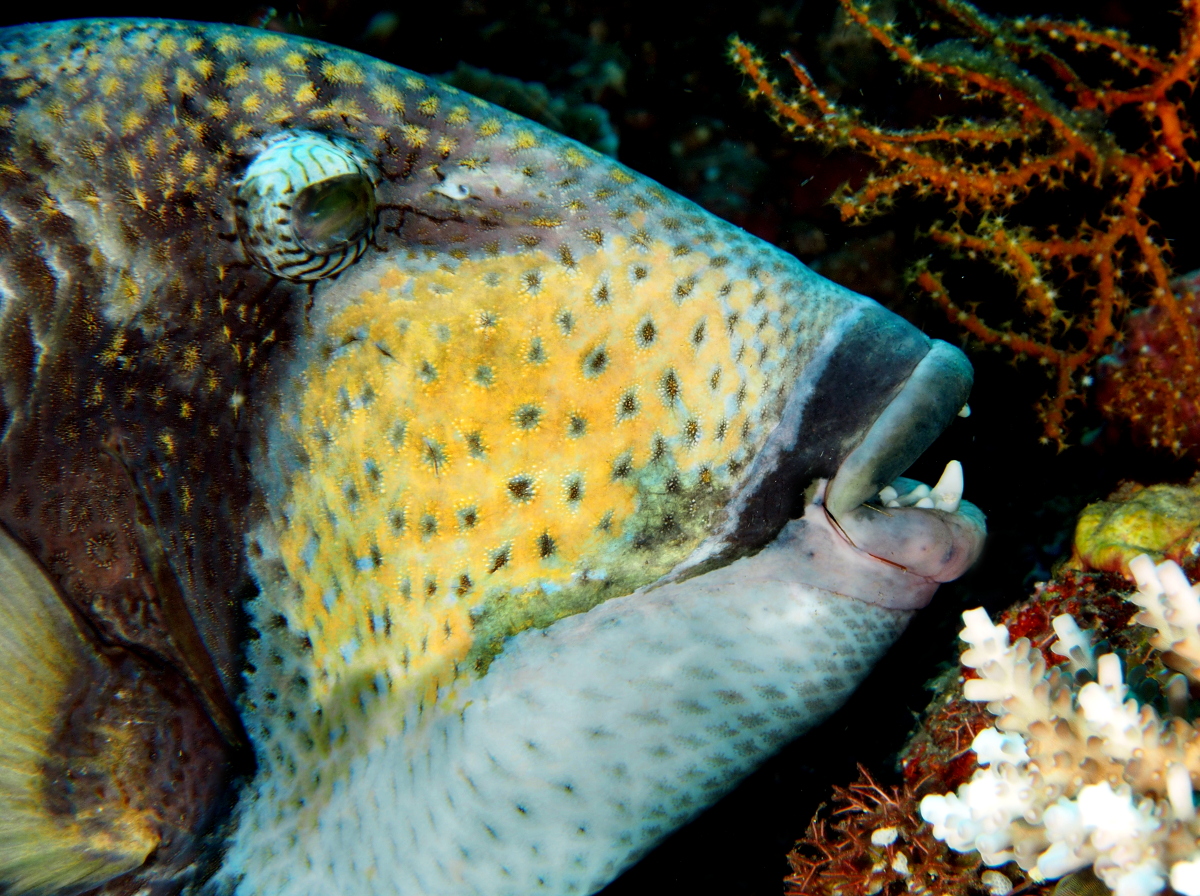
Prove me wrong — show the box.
[824,339,974,517]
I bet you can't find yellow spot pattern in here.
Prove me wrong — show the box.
[275,234,768,708]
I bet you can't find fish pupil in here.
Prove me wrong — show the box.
[292,173,376,253]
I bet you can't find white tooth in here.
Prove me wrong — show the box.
[932,459,963,513]
[958,403,971,418]
[879,485,899,503]
[898,483,930,506]
[885,500,901,508]
[915,496,936,509]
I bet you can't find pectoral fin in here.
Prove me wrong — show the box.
[0,525,155,895]
[0,523,237,896]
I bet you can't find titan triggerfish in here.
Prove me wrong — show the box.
[0,18,985,896]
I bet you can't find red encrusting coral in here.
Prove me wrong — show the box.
[731,0,1200,449]
[1097,270,1200,454]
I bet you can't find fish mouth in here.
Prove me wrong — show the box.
[823,339,973,517]
[669,303,980,591]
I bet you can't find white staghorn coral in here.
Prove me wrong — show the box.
[920,556,1200,896]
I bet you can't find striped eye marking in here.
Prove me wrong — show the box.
[235,130,379,282]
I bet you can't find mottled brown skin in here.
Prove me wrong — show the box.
[44,646,235,896]
[0,19,333,894]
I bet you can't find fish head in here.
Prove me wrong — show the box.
[240,107,978,684]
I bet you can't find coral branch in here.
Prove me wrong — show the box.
[732,0,1200,449]
[921,557,1200,896]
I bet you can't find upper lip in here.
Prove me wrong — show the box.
[825,340,974,516]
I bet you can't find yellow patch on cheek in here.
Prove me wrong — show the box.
[275,234,763,703]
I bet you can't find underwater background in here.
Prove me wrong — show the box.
[3,0,1195,892]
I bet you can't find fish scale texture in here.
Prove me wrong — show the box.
[220,539,911,896]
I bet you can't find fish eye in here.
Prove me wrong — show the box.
[236,131,379,282]
[292,174,376,254]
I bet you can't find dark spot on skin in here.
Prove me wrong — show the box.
[420,513,438,538]
[536,532,555,558]
[564,476,583,504]
[660,370,680,404]
[612,454,633,480]
[526,338,546,364]
[512,404,542,430]
[474,365,494,387]
[636,319,656,347]
[86,531,118,569]
[418,360,438,383]
[461,431,487,459]
[364,459,383,491]
[422,438,447,474]
[617,390,639,420]
[567,414,587,438]
[507,475,535,502]
[489,546,510,573]
[458,506,478,529]
[583,346,609,378]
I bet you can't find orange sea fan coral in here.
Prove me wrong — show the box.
[731,0,1200,449]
